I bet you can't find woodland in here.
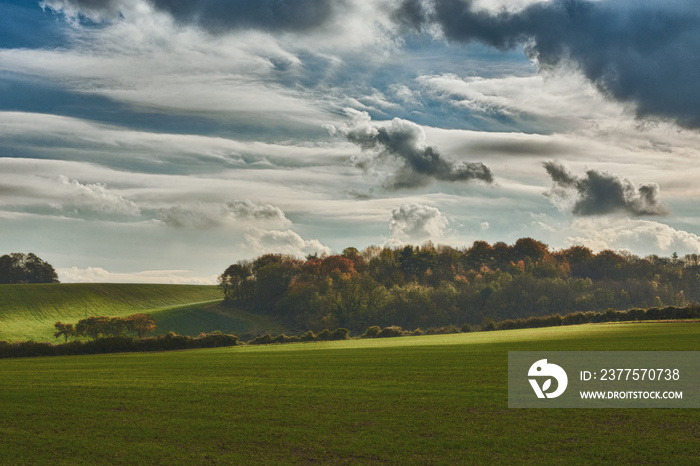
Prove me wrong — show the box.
[219,238,700,333]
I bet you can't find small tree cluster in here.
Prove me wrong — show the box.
[0,253,59,284]
[2,331,238,359]
[54,314,156,342]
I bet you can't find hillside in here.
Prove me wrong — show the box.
[0,283,285,342]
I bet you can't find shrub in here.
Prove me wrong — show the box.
[439,324,461,335]
[624,308,647,321]
[460,323,474,333]
[378,326,404,338]
[362,326,381,338]
[197,332,239,348]
[316,329,332,341]
[272,334,293,344]
[481,317,497,331]
[249,334,274,345]
[330,328,350,340]
[299,331,316,342]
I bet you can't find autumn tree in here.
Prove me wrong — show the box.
[126,314,157,339]
[512,237,549,263]
[54,322,76,343]
[76,316,112,340]
[465,241,495,270]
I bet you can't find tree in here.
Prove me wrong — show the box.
[513,237,549,263]
[218,262,254,301]
[126,314,157,339]
[54,322,76,343]
[465,241,494,270]
[76,316,112,340]
[0,252,59,284]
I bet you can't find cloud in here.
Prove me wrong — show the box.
[328,109,493,190]
[57,266,217,284]
[543,161,669,217]
[151,0,341,34]
[44,0,344,33]
[417,71,625,132]
[0,13,328,127]
[225,200,288,222]
[157,200,290,229]
[568,218,700,255]
[245,228,331,257]
[389,203,448,243]
[59,176,141,216]
[399,0,700,128]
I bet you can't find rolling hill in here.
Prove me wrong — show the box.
[0,283,286,342]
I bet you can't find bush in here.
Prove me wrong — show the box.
[299,331,316,342]
[197,332,239,348]
[362,326,381,338]
[378,326,404,338]
[330,328,350,340]
[249,334,274,345]
[481,317,497,331]
[460,323,474,333]
[316,329,332,341]
[272,334,294,344]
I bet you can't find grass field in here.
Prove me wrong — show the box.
[0,284,284,342]
[0,322,697,464]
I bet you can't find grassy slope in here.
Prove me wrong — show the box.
[0,284,284,342]
[150,301,288,338]
[0,322,697,464]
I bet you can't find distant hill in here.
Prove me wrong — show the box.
[0,283,286,342]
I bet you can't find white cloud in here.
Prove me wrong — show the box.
[226,200,288,222]
[415,69,655,136]
[245,228,331,257]
[59,176,141,216]
[156,200,290,229]
[389,203,448,243]
[58,266,217,285]
[0,11,324,125]
[3,0,408,129]
[470,0,551,14]
[568,218,700,255]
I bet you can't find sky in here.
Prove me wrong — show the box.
[2,0,700,284]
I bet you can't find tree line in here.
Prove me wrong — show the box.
[53,314,157,342]
[219,239,700,333]
[2,302,697,358]
[0,253,59,284]
[0,313,239,358]
[0,331,240,359]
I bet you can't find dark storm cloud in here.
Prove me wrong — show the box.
[543,161,669,217]
[330,110,493,190]
[46,0,342,33]
[398,0,700,128]
[151,0,342,33]
[392,0,429,31]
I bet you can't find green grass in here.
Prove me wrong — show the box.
[150,301,288,338]
[0,284,249,342]
[0,322,697,464]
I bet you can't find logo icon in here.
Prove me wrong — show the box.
[528,359,568,398]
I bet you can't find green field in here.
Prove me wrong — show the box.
[0,322,697,464]
[0,284,284,342]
